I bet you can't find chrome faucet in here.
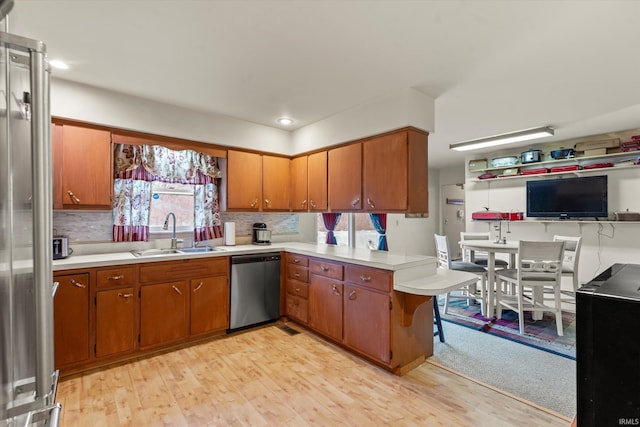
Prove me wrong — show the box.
[163,212,178,249]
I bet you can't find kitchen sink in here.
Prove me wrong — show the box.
[178,246,226,253]
[130,248,182,257]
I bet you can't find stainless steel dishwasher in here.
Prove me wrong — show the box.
[228,253,281,332]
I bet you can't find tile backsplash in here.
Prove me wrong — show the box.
[53,211,299,243]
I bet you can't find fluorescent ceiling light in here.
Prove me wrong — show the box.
[276,117,294,126]
[449,126,554,152]
[49,60,69,70]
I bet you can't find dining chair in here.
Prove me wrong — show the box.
[434,234,488,315]
[553,235,583,294]
[459,232,509,268]
[495,240,565,336]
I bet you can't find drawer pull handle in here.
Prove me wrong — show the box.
[332,284,340,296]
[351,197,360,208]
[320,265,329,272]
[301,200,307,207]
[349,290,357,300]
[70,279,86,288]
[293,258,300,264]
[295,287,301,293]
[67,190,81,204]
[310,200,317,209]
[118,292,133,299]
[250,198,259,208]
[193,282,204,292]
[264,199,271,208]
[107,275,124,281]
[294,272,300,277]
[359,275,371,282]
[172,285,182,295]
[293,300,299,306]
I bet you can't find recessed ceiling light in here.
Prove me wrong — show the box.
[276,117,294,126]
[49,60,69,70]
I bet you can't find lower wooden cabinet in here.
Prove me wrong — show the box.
[190,276,229,336]
[308,275,343,342]
[140,281,189,349]
[286,294,308,323]
[95,287,136,358]
[53,273,90,368]
[343,284,391,363]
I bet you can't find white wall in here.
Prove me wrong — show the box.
[51,79,291,154]
[291,87,434,154]
[464,152,640,284]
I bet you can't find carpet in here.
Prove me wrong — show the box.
[438,297,576,360]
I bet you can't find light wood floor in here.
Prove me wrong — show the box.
[57,324,570,426]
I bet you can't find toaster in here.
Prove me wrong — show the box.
[53,236,71,259]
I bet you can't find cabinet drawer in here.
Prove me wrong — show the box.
[344,264,392,293]
[286,294,308,324]
[286,253,309,267]
[287,264,309,283]
[96,266,137,288]
[139,257,229,283]
[286,279,309,299]
[309,258,343,280]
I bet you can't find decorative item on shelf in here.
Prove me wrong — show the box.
[549,147,575,160]
[472,209,506,221]
[582,162,614,170]
[621,139,640,152]
[521,167,549,175]
[498,167,519,177]
[549,165,580,173]
[491,156,519,168]
[520,148,543,164]
[505,211,524,221]
[468,158,488,170]
[478,173,496,180]
[575,138,620,153]
[614,210,640,221]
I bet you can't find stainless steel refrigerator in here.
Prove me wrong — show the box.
[0,2,59,425]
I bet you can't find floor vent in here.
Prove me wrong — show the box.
[278,324,301,336]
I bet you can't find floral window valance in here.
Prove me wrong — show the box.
[114,144,221,183]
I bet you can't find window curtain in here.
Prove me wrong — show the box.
[322,213,342,245]
[112,143,223,242]
[369,213,388,251]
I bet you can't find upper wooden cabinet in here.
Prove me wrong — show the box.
[52,123,112,210]
[363,129,428,213]
[262,155,290,211]
[307,151,328,211]
[226,150,262,210]
[326,128,428,213]
[291,151,327,212]
[328,143,362,211]
[226,150,290,211]
[291,156,308,211]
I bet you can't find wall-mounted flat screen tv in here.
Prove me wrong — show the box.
[526,175,608,219]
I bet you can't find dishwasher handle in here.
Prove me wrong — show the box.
[231,253,280,264]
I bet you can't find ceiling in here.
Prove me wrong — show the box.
[9,0,640,168]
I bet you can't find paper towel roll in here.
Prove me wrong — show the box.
[224,222,236,246]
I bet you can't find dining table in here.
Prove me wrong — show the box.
[458,239,519,318]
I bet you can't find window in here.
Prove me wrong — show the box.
[148,182,195,232]
[316,213,379,249]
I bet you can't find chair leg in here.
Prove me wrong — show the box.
[517,284,525,335]
[444,292,451,314]
[495,278,503,319]
[433,301,445,343]
[555,285,564,336]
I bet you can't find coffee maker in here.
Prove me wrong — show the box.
[252,222,271,245]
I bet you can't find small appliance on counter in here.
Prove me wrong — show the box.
[53,236,72,259]
[252,223,272,245]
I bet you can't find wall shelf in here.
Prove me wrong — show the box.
[470,161,640,182]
